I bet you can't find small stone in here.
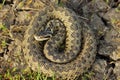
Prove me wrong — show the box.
[91,59,108,80]
[98,41,116,57]
[114,61,120,80]
[110,46,120,60]
[82,0,110,18]
[103,9,120,32]
[90,14,108,38]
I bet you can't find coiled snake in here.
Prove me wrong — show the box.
[23,5,96,80]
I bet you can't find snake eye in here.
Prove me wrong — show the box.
[45,27,53,34]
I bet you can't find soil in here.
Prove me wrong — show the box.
[0,0,120,80]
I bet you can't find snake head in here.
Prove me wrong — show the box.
[34,26,53,41]
[34,33,52,41]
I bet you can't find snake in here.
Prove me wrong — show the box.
[23,5,97,80]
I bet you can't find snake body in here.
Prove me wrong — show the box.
[34,19,81,63]
[23,6,96,79]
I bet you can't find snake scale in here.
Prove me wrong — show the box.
[23,5,96,80]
